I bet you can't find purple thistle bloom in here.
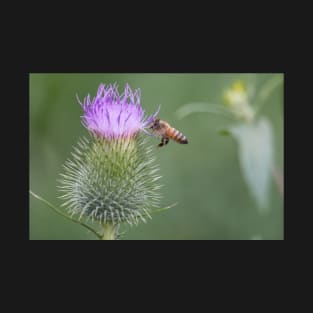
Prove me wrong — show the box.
[77,83,160,140]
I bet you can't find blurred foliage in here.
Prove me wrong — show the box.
[229,118,274,211]
[30,74,284,240]
[178,78,283,212]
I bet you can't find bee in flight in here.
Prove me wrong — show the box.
[150,118,188,147]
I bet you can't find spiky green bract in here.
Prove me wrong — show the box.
[58,135,162,226]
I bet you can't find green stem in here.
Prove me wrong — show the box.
[29,190,102,240]
[101,223,116,240]
[30,190,176,240]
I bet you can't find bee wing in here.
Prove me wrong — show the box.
[141,128,154,136]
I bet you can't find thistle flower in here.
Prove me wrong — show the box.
[58,83,161,239]
[79,83,159,140]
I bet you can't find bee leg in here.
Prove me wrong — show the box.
[164,138,169,145]
[158,137,165,147]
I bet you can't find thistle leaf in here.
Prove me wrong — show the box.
[217,128,231,136]
[176,102,234,120]
[228,117,274,212]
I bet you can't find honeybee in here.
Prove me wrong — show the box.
[150,118,188,147]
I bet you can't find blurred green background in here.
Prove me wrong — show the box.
[29,74,284,240]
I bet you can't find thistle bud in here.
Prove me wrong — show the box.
[223,81,255,122]
[58,83,161,237]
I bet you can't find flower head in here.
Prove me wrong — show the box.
[223,81,255,122]
[78,83,159,140]
[223,81,248,107]
[59,83,162,229]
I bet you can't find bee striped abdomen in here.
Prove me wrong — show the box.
[167,127,188,144]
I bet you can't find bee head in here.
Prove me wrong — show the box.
[150,118,160,129]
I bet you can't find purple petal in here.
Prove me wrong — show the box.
[78,83,161,140]
[142,105,161,127]
[76,94,83,107]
